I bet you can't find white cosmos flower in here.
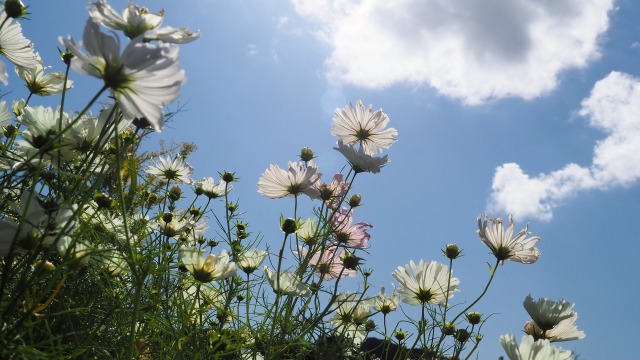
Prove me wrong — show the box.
[237,249,268,274]
[331,100,397,155]
[64,105,131,157]
[525,315,585,343]
[500,334,574,360]
[145,155,193,184]
[89,0,200,43]
[0,62,7,85]
[57,238,91,267]
[0,101,11,129]
[0,11,37,77]
[13,106,70,167]
[334,140,389,174]
[15,54,73,96]
[180,247,236,283]
[330,292,373,345]
[156,210,190,238]
[392,259,460,306]
[60,19,185,132]
[263,267,311,297]
[0,192,77,256]
[477,214,541,265]
[523,295,585,342]
[257,161,321,199]
[297,218,323,244]
[373,286,400,314]
[194,177,231,199]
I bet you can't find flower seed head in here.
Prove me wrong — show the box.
[443,322,456,335]
[466,312,482,325]
[455,329,470,343]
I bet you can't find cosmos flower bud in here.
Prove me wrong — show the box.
[364,320,376,332]
[444,244,462,259]
[221,171,237,183]
[348,194,362,208]
[169,185,182,201]
[132,117,152,130]
[58,48,74,66]
[3,124,17,138]
[94,192,114,209]
[394,330,407,341]
[281,218,297,235]
[309,282,321,293]
[300,147,315,162]
[36,260,56,272]
[4,0,28,19]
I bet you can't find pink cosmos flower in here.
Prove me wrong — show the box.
[297,245,356,280]
[331,208,372,249]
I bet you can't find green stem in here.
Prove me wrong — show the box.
[450,259,501,325]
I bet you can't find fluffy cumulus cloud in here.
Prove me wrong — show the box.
[291,0,613,104]
[489,72,640,221]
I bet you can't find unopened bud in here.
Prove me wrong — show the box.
[4,0,27,19]
[281,218,297,235]
[364,320,376,332]
[348,194,362,208]
[168,185,182,201]
[94,192,114,209]
[444,244,462,259]
[36,260,55,272]
[221,171,237,183]
[394,330,407,341]
[300,147,315,162]
[132,117,152,130]
[3,124,17,138]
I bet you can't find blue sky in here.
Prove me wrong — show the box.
[6,0,639,358]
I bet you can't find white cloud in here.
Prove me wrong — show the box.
[291,0,613,104]
[247,44,259,56]
[489,72,640,221]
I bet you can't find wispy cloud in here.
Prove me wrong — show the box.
[247,44,259,56]
[291,0,613,104]
[489,72,640,221]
